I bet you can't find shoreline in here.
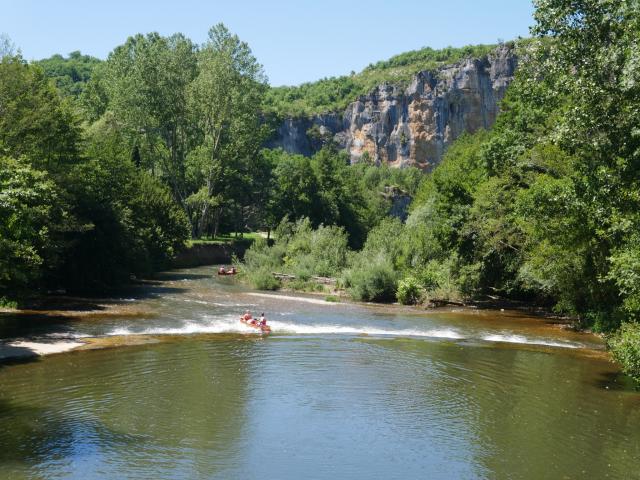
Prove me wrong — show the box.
[274,283,579,328]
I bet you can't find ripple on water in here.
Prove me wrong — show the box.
[0,267,634,480]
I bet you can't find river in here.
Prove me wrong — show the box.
[0,266,639,479]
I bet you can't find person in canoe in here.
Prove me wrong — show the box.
[258,312,267,327]
[241,310,257,325]
[218,266,237,275]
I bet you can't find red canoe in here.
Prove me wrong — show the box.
[240,317,271,333]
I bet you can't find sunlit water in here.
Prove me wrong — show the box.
[1,267,639,479]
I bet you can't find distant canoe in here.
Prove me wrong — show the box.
[217,270,237,276]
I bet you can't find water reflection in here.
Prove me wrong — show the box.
[0,338,254,479]
[1,267,639,479]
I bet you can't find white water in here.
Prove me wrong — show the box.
[98,316,585,349]
[103,315,462,339]
[482,333,583,349]
[266,320,464,339]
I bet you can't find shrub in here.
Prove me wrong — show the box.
[404,257,466,303]
[246,267,280,291]
[456,262,482,296]
[344,260,397,302]
[241,218,349,287]
[0,296,18,309]
[397,276,423,305]
[608,322,640,382]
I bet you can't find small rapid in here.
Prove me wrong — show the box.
[103,316,465,341]
[481,333,583,349]
[94,314,586,350]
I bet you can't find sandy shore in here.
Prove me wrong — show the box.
[0,340,85,361]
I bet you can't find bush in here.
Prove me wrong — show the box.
[608,323,640,382]
[0,296,18,309]
[344,260,397,302]
[397,276,423,305]
[241,218,350,289]
[246,267,280,291]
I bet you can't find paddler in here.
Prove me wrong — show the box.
[258,312,267,327]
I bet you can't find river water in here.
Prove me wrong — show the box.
[0,266,639,479]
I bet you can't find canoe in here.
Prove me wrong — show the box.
[240,317,271,333]
[217,271,237,276]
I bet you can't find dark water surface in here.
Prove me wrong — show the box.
[1,267,639,479]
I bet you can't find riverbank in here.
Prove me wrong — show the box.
[271,279,578,329]
[172,236,258,268]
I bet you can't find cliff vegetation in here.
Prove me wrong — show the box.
[264,43,499,116]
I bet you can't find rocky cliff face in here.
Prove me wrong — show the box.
[268,45,517,170]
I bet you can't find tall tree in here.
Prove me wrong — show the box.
[100,32,198,206]
[186,23,269,236]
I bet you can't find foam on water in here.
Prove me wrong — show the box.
[482,333,582,349]
[266,320,464,339]
[103,316,464,340]
[46,332,91,339]
[97,316,583,350]
[107,315,257,336]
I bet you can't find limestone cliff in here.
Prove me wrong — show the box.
[268,45,517,169]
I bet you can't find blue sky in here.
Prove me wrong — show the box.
[2,0,535,86]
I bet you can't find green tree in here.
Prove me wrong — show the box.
[0,55,80,170]
[0,157,67,289]
[99,32,197,206]
[61,126,190,288]
[36,51,102,98]
[186,23,269,236]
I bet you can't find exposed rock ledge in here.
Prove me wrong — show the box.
[268,45,517,170]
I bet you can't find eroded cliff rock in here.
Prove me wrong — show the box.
[269,45,517,170]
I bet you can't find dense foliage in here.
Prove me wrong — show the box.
[36,51,102,97]
[0,53,189,293]
[609,323,640,382]
[264,44,498,116]
[262,146,422,248]
[241,152,423,298]
[80,25,271,238]
[242,219,350,290]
